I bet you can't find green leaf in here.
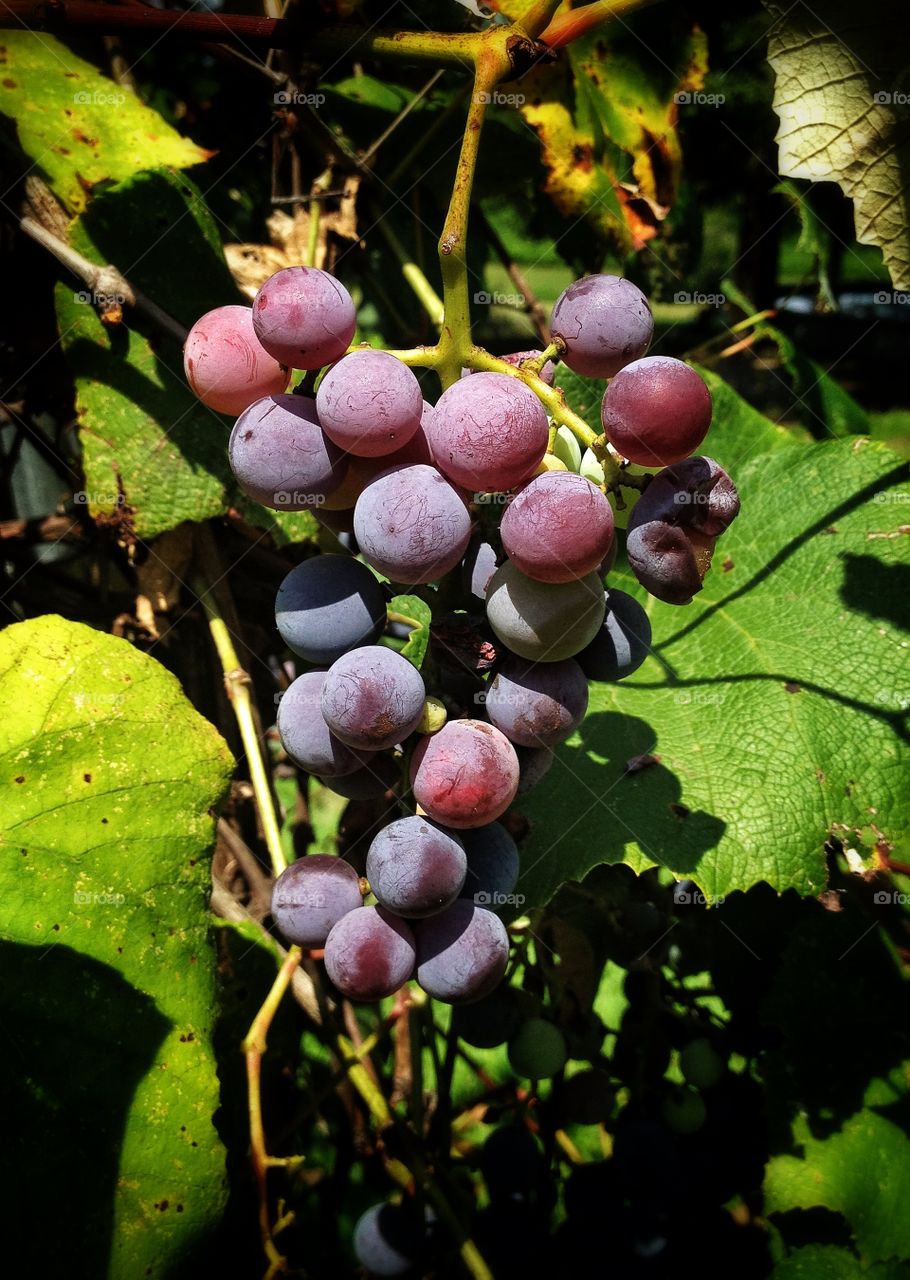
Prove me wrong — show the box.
[771,1246,910,1279]
[764,0,910,288]
[516,438,910,907]
[766,1110,910,1263]
[388,594,433,669]
[0,33,207,214]
[0,616,233,1277]
[54,169,316,543]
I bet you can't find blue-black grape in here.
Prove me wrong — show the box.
[352,1202,424,1277]
[515,745,554,796]
[551,275,653,379]
[459,822,520,909]
[316,350,423,458]
[278,671,375,777]
[252,266,355,370]
[353,464,472,585]
[321,645,425,750]
[270,854,363,947]
[275,554,386,664]
[485,561,605,662]
[410,720,519,828]
[365,816,466,918]
[452,985,522,1047]
[414,900,510,1003]
[229,393,347,509]
[500,472,614,583]
[576,588,653,681]
[601,356,712,467]
[428,373,548,493]
[558,1068,616,1124]
[323,905,416,1001]
[316,754,400,800]
[484,656,588,748]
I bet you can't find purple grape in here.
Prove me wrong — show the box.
[484,656,588,748]
[414,900,510,1003]
[353,464,472,585]
[576,588,653,681]
[428,374,548,493]
[228,394,347,510]
[500,472,614,583]
[317,754,400,800]
[278,671,375,777]
[459,822,520,909]
[316,350,423,458]
[551,275,653,378]
[353,1203,424,1277]
[320,645,425,750]
[252,267,355,370]
[410,720,519,829]
[275,555,386,665]
[515,745,554,796]
[626,523,715,605]
[324,905,416,1001]
[270,854,363,947]
[365,816,467,918]
[184,304,287,415]
[485,561,605,662]
[601,357,712,466]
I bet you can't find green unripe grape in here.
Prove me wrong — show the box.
[662,1084,706,1135]
[679,1037,725,1089]
[553,425,583,473]
[508,1017,568,1078]
[417,696,447,735]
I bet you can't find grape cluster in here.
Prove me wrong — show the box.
[184,266,740,1011]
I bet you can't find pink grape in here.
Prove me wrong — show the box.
[323,906,416,1002]
[500,472,614,583]
[252,267,356,370]
[601,356,712,467]
[551,275,653,378]
[183,305,286,415]
[428,373,548,493]
[410,720,519,829]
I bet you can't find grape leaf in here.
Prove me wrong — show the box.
[0,33,207,214]
[771,1247,910,1279]
[389,593,433,669]
[764,0,910,289]
[53,169,317,544]
[516,437,910,907]
[0,616,233,1278]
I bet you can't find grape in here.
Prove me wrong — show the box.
[508,1017,568,1077]
[463,350,556,385]
[184,305,287,415]
[558,1068,616,1124]
[414,899,509,1002]
[480,1126,545,1201]
[275,554,386,664]
[320,645,425,752]
[278,671,374,777]
[270,854,363,947]
[463,538,499,607]
[323,905,415,1001]
[662,1084,707,1135]
[353,464,472,585]
[410,719,519,828]
[679,1037,725,1089]
[515,744,554,796]
[320,408,435,513]
[576,588,653,681]
[228,394,346,509]
[352,1203,423,1277]
[551,275,653,378]
[452,985,522,1048]
[484,656,588,748]
[459,822,520,908]
[552,424,582,473]
[316,754,399,800]
[485,561,605,662]
[365,816,467,918]
[428,373,549,492]
[251,266,355,370]
[316,350,423,457]
[626,457,739,605]
[500,472,614,584]
[601,356,712,467]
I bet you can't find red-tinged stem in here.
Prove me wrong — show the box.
[540,0,657,49]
